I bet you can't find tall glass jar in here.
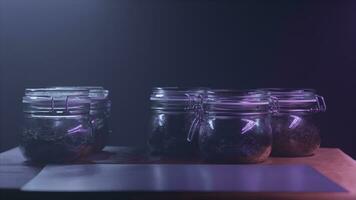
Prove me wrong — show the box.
[21,92,93,163]
[197,90,276,163]
[148,87,205,157]
[262,88,326,157]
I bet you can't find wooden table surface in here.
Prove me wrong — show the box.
[0,147,355,200]
[265,148,356,194]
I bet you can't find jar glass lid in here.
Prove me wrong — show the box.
[46,86,109,100]
[257,88,326,113]
[26,87,109,110]
[204,89,276,115]
[52,87,109,110]
[150,87,207,111]
[23,96,91,115]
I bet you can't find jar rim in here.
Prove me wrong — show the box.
[48,86,104,90]
[25,88,89,97]
[256,88,316,94]
[47,86,109,100]
[207,89,265,95]
[150,87,207,99]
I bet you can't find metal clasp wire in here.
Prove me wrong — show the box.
[187,94,204,142]
[316,95,326,112]
[269,96,279,113]
[65,96,70,114]
[51,96,55,113]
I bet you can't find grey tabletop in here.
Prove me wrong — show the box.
[0,147,42,190]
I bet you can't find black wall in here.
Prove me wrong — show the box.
[1,0,355,157]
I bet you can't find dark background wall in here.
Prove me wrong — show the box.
[0,0,355,158]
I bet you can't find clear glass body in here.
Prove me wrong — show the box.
[26,86,112,152]
[148,111,199,157]
[198,114,272,163]
[256,88,325,157]
[20,114,93,163]
[87,89,110,152]
[148,87,206,157]
[90,110,110,152]
[271,113,320,156]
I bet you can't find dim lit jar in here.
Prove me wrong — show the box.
[46,87,111,152]
[197,90,276,163]
[21,92,93,163]
[262,88,326,157]
[148,87,205,157]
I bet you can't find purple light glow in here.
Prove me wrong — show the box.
[241,119,257,134]
[67,124,83,135]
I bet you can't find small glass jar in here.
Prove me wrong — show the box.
[43,86,111,152]
[148,87,205,157]
[20,92,93,163]
[262,88,326,157]
[196,90,276,163]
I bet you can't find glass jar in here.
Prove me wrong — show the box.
[262,88,326,157]
[41,86,112,152]
[148,87,205,157]
[20,93,93,163]
[196,90,276,163]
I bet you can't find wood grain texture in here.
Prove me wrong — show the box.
[264,148,356,194]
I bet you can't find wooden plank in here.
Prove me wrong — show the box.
[264,148,356,193]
